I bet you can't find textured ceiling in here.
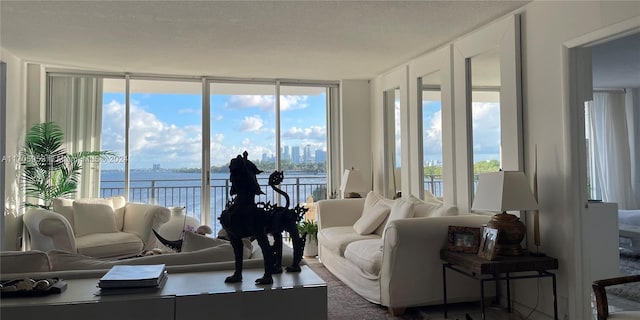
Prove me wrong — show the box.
[0,1,529,80]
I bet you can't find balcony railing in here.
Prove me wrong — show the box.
[100,176,327,235]
[100,174,457,235]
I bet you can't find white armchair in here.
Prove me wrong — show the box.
[23,196,170,259]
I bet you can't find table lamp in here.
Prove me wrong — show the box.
[341,167,364,199]
[471,171,538,256]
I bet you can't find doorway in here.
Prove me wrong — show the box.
[569,28,640,317]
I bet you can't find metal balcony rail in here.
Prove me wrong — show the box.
[100,175,448,235]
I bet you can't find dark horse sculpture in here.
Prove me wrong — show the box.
[219,151,307,284]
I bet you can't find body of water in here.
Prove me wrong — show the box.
[99,170,327,234]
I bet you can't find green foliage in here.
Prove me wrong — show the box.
[312,186,327,201]
[473,160,501,174]
[423,160,500,177]
[298,219,318,241]
[20,122,115,209]
[423,165,443,176]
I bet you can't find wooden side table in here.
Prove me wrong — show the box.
[440,250,559,320]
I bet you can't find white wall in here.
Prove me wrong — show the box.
[369,1,640,319]
[1,48,27,251]
[340,80,372,196]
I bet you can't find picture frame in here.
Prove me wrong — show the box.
[446,226,481,253]
[478,227,499,260]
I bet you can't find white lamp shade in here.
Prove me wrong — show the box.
[341,168,364,198]
[472,171,538,212]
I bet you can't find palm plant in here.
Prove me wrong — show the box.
[20,122,114,209]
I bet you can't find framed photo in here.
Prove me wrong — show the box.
[478,227,499,260]
[446,226,481,253]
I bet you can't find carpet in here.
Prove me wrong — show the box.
[609,250,640,302]
[304,258,519,320]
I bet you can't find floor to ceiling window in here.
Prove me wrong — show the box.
[279,85,328,203]
[420,71,444,198]
[469,48,502,195]
[48,72,334,232]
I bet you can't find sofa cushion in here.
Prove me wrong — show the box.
[409,195,457,217]
[381,198,415,240]
[423,190,443,204]
[181,232,252,259]
[48,244,241,271]
[52,198,75,228]
[318,226,379,256]
[362,191,395,236]
[73,198,118,237]
[0,250,51,274]
[353,201,391,235]
[76,232,143,259]
[108,196,127,231]
[344,239,383,276]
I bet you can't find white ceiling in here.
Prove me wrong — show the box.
[0,1,529,80]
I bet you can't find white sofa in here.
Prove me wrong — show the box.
[317,191,492,315]
[23,196,170,259]
[0,238,293,281]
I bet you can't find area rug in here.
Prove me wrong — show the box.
[304,258,518,320]
[610,250,640,302]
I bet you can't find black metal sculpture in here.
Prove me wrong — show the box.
[219,151,307,284]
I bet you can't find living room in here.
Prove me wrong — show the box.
[2,1,640,319]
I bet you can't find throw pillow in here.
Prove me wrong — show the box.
[381,198,415,240]
[362,191,394,215]
[107,196,126,230]
[73,198,118,237]
[408,195,457,217]
[353,202,391,235]
[423,190,443,204]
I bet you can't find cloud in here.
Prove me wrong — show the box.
[225,95,309,112]
[239,116,263,132]
[213,114,224,121]
[280,96,308,111]
[423,110,442,152]
[282,126,325,142]
[471,102,501,159]
[100,100,202,169]
[226,95,273,111]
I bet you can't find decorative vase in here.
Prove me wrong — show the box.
[303,234,318,257]
[157,206,199,240]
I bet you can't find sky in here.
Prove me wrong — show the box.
[100,90,500,170]
[101,91,328,169]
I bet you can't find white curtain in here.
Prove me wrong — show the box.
[49,76,104,199]
[587,90,640,209]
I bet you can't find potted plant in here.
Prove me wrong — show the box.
[20,122,114,210]
[298,219,319,257]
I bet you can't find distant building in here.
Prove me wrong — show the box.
[303,145,312,163]
[315,150,326,163]
[152,164,161,171]
[291,146,300,164]
[281,146,290,161]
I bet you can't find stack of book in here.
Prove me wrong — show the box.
[97,264,168,294]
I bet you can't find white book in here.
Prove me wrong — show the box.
[99,264,167,289]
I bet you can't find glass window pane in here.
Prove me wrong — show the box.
[280,85,328,204]
[470,48,501,195]
[101,78,127,198]
[128,79,203,223]
[421,71,443,199]
[209,83,275,235]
